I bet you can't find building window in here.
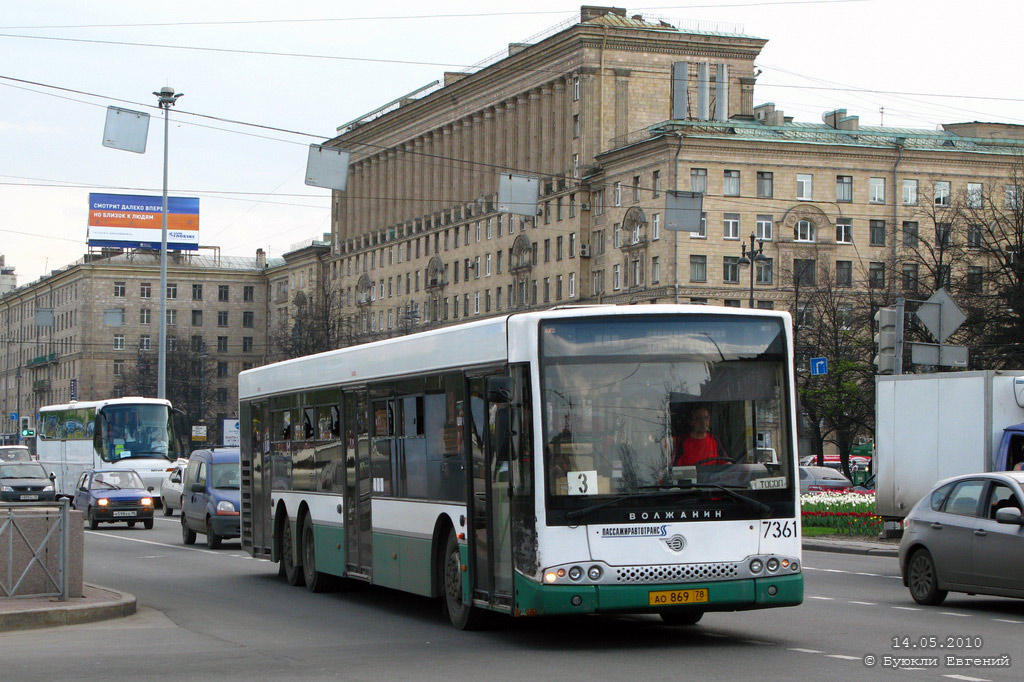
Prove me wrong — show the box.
[243,311,254,328]
[869,177,886,204]
[240,285,253,302]
[935,223,952,248]
[723,213,740,239]
[139,335,151,351]
[836,175,852,203]
[612,265,621,290]
[572,75,580,101]
[756,258,773,285]
[113,334,125,350]
[723,170,740,196]
[217,361,229,378]
[966,266,983,293]
[1006,184,1022,210]
[757,171,773,198]
[690,255,707,283]
[556,236,564,261]
[651,256,660,283]
[795,220,816,242]
[166,283,177,299]
[632,176,640,203]
[114,281,125,298]
[723,299,741,308]
[836,218,853,244]
[218,311,228,327]
[902,263,919,292]
[690,212,707,239]
[166,309,177,326]
[217,336,228,353]
[572,154,579,178]
[934,181,951,207]
[113,359,124,376]
[691,168,707,194]
[796,174,813,200]
[218,285,229,302]
[967,224,982,248]
[140,282,152,299]
[836,260,852,287]
[869,219,886,246]
[794,259,816,287]
[140,308,151,325]
[630,259,641,287]
[591,270,604,295]
[723,256,740,284]
[572,114,580,138]
[613,181,622,206]
[568,272,576,298]
[902,179,918,205]
[967,182,983,209]
[868,262,885,289]
[613,224,621,248]
[756,215,773,241]
[652,170,661,197]
[903,221,919,248]
[191,335,203,351]
[651,213,660,241]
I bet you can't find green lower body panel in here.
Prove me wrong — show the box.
[513,573,803,617]
[371,532,434,596]
[313,525,347,576]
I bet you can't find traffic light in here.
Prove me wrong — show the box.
[20,416,34,438]
[873,306,900,374]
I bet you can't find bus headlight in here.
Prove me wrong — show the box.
[766,558,780,573]
[749,559,764,574]
[587,566,603,581]
[568,566,583,581]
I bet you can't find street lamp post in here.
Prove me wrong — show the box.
[153,86,183,400]
[737,233,767,308]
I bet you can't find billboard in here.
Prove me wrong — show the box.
[88,193,200,251]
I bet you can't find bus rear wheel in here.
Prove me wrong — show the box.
[441,531,485,630]
[301,515,334,593]
[660,610,704,626]
[281,519,305,587]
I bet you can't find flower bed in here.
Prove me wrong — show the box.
[800,492,881,536]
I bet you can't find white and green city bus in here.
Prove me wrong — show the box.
[36,397,185,497]
[238,305,802,628]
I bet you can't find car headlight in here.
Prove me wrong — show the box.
[97,498,109,506]
[0,486,12,492]
[216,500,236,513]
[43,485,54,492]
[141,497,153,506]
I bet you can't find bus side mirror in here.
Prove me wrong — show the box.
[93,416,103,452]
[487,377,513,404]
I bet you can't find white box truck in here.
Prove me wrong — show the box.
[875,370,1024,520]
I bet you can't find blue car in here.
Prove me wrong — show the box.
[73,469,155,530]
[181,447,240,549]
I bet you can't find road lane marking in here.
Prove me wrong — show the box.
[788,648,823,654]
[942,675,990,682]
[892,606,921,610]
[992,618,1023,624]
[848,601,876,605]
[85,530,269,561]
[940,612,972,617]
[825,654,860,661]
[803,566,900,580]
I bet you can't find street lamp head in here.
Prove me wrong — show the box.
[737,256,750,266]
[153,87,184,108]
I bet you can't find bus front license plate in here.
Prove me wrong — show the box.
[648,589,708,606]
[112,511,137,517]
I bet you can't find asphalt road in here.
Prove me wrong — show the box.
[1,515,1021,681]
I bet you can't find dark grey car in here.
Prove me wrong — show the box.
[899,472,1024,605]
[0,463,56,502]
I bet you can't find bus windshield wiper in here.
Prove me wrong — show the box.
[697,484,773,518]
[566,490,684,521]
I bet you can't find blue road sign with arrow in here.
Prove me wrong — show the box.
[810,357,828,376]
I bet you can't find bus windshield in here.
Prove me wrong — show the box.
[540,315,792,504]
[99,404,178,463]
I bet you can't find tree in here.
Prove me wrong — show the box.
[267,275,357,362]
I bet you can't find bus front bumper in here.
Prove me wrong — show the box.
[512,573,803,617]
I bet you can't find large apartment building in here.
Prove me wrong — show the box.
[301,5,1024,339]
[0,250,269,434]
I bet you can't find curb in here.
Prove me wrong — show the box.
[803,541,899,558]
[0,584,137,633]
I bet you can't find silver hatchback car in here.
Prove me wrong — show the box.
[899,471,1024,605]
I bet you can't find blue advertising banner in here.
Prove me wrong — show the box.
[87,193,200,250]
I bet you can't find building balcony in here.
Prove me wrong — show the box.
[26,353,59,368]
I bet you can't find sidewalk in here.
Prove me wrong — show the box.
[802,535,900,558]
[0,583,136,632]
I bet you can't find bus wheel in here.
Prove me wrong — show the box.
[181,514,196,545]
[281,519,305,587]
[302,515,334,593]
[442,531,485,630]
[660,610,704,626]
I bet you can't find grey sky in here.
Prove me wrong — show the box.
[1,0,1020,284]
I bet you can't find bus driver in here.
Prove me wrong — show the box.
[667,405,729,467]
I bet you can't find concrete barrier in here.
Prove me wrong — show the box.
[0,503,83,599]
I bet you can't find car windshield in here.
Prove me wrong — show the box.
[0,463,48,479]
[91,471,145,490]
[210,462,240,489]
[540,315,793,510]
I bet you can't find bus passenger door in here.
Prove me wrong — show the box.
[468,376,514,606]
[344,390,373,578]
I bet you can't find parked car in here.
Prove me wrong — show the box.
[181,447,240,549]
[799,466,853,494]
[0,462,56,502]
[160,458,189,516]
[899,471,1024,605]
[72,469,155,530]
